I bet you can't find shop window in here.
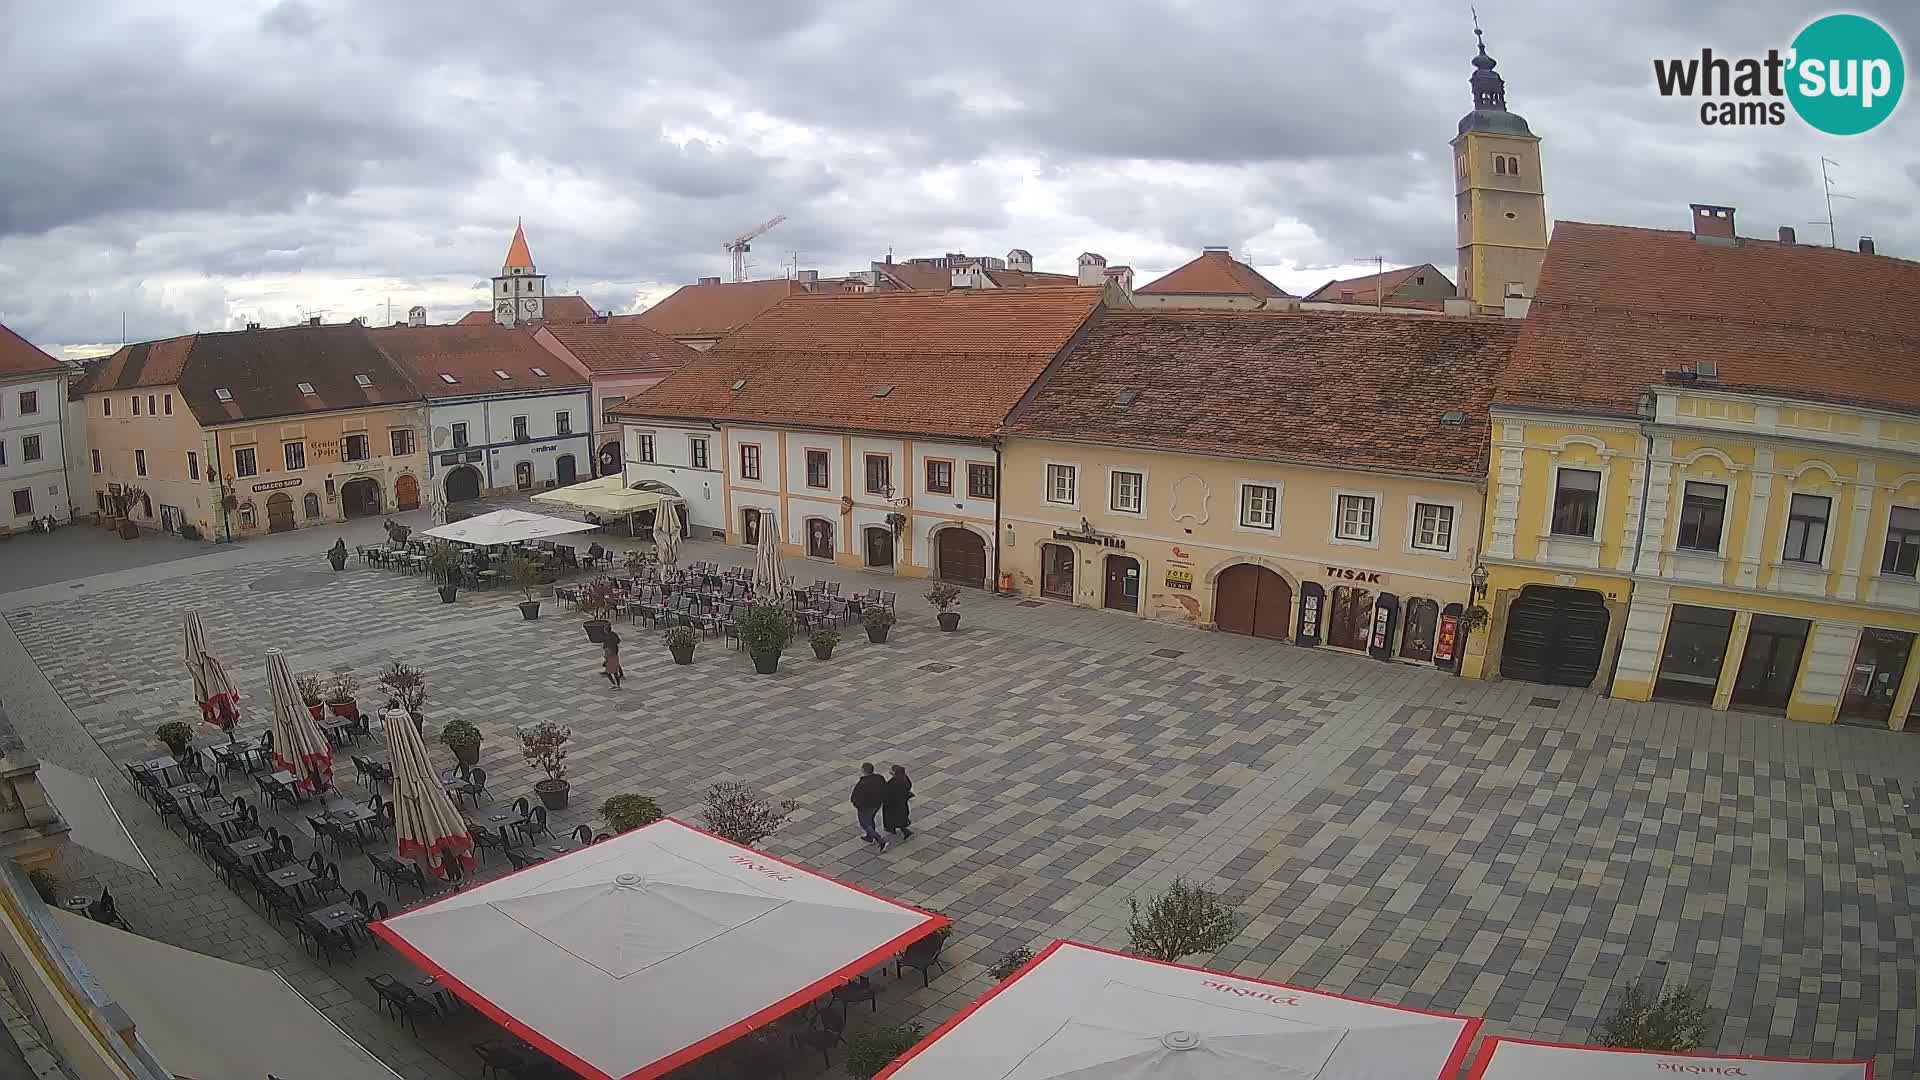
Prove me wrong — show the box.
[1653,605,1734,703]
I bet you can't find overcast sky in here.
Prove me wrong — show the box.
[3,0,1916,358]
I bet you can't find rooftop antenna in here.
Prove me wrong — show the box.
[1811,156,1852,248]
[1349,255,1387,310]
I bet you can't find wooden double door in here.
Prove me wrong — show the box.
[1214,564,1293,641]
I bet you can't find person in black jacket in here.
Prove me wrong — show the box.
[850,763,888,850]
[882,764,913,840]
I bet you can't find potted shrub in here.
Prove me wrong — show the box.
[440,718,482,768]
[863,605,895,644]
[519,721,572,810]
[428,541,463,603]
[663,624,698,665]
[740,604,793,675]
[510,556,543,620]
[380,661,427,725]
[296,673,327,721]
[578,579,621,643]
[810,628,840,660]
[600,793,663,834]
[326,537,349,571]
[846,1023,923,1080]
[701,782,798,847]
[926,582,963,632]
[324,671,358,717]
[155,720,195,758]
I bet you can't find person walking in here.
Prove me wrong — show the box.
[882,764,913,840]
[602,628,624,688]
[850,763,887,850]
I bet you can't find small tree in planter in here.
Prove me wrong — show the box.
[326,537,349,571]
[519,721,572,810]
[440,718,482,768]
[600,793,663,834]
[295,673,327,721]
[740,604,793,675]
[988,947,1036,981]
[662,624,698,665]
[510,556,543,620]
[380,661,428,724]
[427,542,464,602]
[26,868,60,905]
[578,579,622,643]
[846,1022,923,1080]
[862,605,896,644]
[325,671,359,717]
[1595,983,1708,1052]
[155,720,195,758]
[701,781,798,848]
[1126,877,1241,962]
[925,583,963,632]
[809,628,840,660]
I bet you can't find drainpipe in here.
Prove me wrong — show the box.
[213,429,231,544]
[1604,415,1659,695]
[992,438,1005,594]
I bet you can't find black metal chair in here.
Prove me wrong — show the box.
[366,975,440,1035]
[471,824,512,864]
[798,1004,848,1066]
[452,767,489,809]
[895,935,947,986]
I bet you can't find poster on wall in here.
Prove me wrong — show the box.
[1296,581,1324,647]
[1435,614,1460,664]
[1165,567,1194,590]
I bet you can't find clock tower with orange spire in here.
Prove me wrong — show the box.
[491,219,547,326]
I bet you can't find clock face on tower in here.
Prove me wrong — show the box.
[496,301,514,318]
[520,298,540,315]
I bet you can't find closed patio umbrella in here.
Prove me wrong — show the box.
[654,497,683,573]
[753,511,784,602]
[265,649,333,795]
[382,707,474,880]
[186,611,242,738]
[183,610,209,709]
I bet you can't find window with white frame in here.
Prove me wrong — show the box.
[1411,502,1454,552]
[343,434,369,462]
[1109,470,1143,513]
[689,436,709,469]
[1240,484,1277,529]
[637,433,655,463]
[1783,493,1830,565]
[1335,493,1376,542]
[284,441,306,471]
[739,443,761,480]
[1550,468,1601,537]
[805,448,829,488]
[1046,463,1077,505]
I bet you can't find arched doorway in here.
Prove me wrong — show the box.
[556,454,577,485]
[445,465,481,502]
[140,493,153,518]
[340,477,381,518]
[1103,554,1140,613]
[864,526,895,569]
[303,492,322,520]
[1327,586,1374,650]
[741,508,762,546]
[1039,543,1075,601]
[1500,585,1610,687]
[395,473,420,511]
[1400,598,1440,661]
[936,527,987,588]
[806,518,835,560]
[266,492,295,533]
[515,462,534,491]
[598,441,622,476]
[1214,564,1293,640]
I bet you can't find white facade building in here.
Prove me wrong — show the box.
[423,388,595,500]
[0,328,73,528]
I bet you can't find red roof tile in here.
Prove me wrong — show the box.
[80,335,199,396]
[503,221,535,270]
[1007,309,1518,480]
[182,323,418,425]
[370,324,586,399]
[615,286,1105,440]
[1498,221,1920,418]
[1137,250,1291,298]
[633,279,796,340]
[0,322,66,378]
[540,319,702,378]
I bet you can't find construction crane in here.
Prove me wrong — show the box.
[725,214,787,282]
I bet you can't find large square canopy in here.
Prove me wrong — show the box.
[422,508,597,546]
[533,475,667,516]
[1468,1037,1874,1079]
[372,818,946,1080]
[879,940,1479,1079]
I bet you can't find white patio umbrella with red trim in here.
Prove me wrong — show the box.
[751,511,784,602]
[382,707,474,880]
[183,610,209,709]
[1467,1037,1874,1080]
[653,497,683,573]
[265,649,333,795]
[877,940,1480,1080]
[184,610,241,735]
[372,818,947,1080]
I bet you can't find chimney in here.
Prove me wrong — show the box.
[796,270,819,287]
[1103,265,1134,295]
[1859,236,1876,256]
[1076,252,1107,287]
[1690,203,1737,246]
[407,304,427,327]
[307,315,322,326]
[697,276,721,286]
[1443,297,1473,317]
[1202,245,1231,255]
[1778,226,1796,244]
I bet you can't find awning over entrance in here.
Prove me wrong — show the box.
[54,911,403,1080]
[373,819,947,1080]
[878,940,1479,1079]
[37,762,156,880]
[422,508,597,546]
[532,475,666,517]
[1468,1037,1873,1079]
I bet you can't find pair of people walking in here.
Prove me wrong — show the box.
[850,762,911,850]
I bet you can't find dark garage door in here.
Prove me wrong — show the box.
[1499,585,1610,687]
[937,528,987,588]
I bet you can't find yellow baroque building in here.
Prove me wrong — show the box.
[1467,209,1920,729]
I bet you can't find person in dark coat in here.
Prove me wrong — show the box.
[850,763,887,849]
[602,629,624,688]
[881,764,913,840]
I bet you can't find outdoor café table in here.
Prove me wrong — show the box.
[209,741,262,773]
[324,805,377,844]
[229,835,273,867]
[166,782,213,812]
[266,864,317,903]
[138,756,181,785]
[317,715,355,747]
[413,975,460,1017]
[196,804,243,840]
[306,903,365,935]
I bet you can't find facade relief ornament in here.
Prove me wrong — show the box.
[1170,474,1211,525]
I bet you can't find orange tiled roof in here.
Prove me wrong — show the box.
[1007,309,1517,479]
[0,322,65,377]
[1498,221,1920,418]
[614,286,1105,440]
[1304,265,1445,303]
[985,269,1079,288]
[1137,250,1291,298]
[633,279,796,340]
[455,294,598,326]
[371,323,586,399]
[78,335,198,396]
[503,221,535,270]
[541,319,702,378]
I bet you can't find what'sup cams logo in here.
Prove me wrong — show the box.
[1654,13,1904,134]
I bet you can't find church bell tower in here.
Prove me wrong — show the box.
[1451,28,1547,315]
[492,219,547,327]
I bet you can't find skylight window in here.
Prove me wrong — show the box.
[214,388,233,402]
[1115,390,1138,406]
[494,369,511,380]
[354,374,372,387]
[731,379,748,391]
[297,382,316,396]
[531,367,549,377]
[871,384,895,398]
[1440,410,1467,426]
[439,374,458,385]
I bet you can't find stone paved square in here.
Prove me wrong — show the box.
[3,523,1917,1076]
